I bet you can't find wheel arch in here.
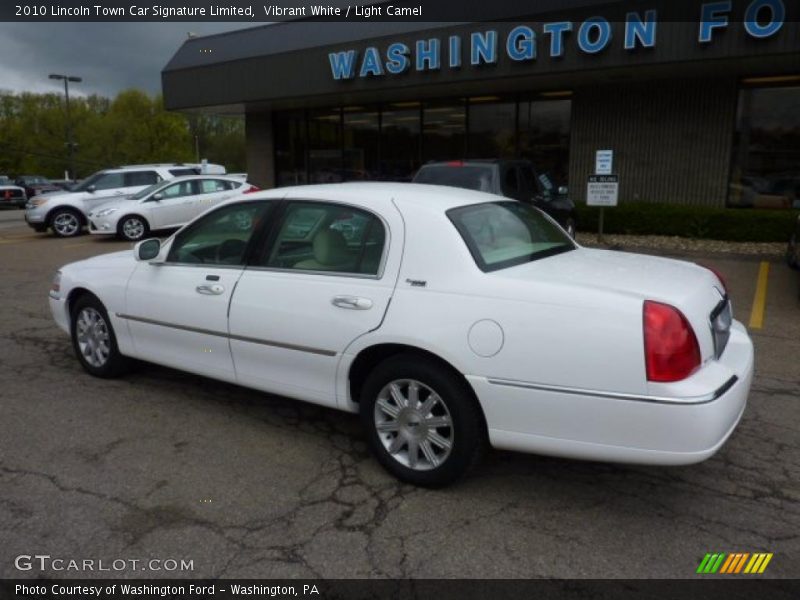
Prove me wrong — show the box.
[65,287,100,319]
[348,343,487,428]
[46,205,87,227]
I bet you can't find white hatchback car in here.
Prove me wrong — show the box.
[49,183,753,486]
[88,175,257,241]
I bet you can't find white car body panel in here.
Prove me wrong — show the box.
[49,183,754,467]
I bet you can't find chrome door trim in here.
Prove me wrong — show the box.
[116,313,337,357]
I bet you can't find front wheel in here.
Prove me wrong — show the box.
[360,354,486,487]
[118,215,149,241]
[50,208,83,237]
[70,295,130,378]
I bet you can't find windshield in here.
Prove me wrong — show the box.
[71,171,105,192]
[414,165,495,193]
[131,181,168,200]
[448,201,574,272]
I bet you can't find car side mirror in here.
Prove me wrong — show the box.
[558,186,568,195]
[152,193,163,201]
[87,185,96,193]
[134,238,162,263]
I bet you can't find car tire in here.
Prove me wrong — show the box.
[50,208,83,238]
[360,353,486,487]
[70,294,130,378]
[786,232,799,270]
[118,215,149,242]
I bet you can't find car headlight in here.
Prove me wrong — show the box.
[95,208,118,217]
[29,196,49,207]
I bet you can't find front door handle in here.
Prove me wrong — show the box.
[196,284,225,295]
[332,295,373,310]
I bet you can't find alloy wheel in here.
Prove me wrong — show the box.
[53,212,80,236]
[373,379,454,471]
[75,307,111,368]
[122,217,145,240]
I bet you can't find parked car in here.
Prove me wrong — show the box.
[88,175,258,241]
[50,179,78,191]
[14,175,62,198]
[787,213,800,270]
[25,163,226,238]
[0,176,27,209]
[49,183,753,486]
[413,159,577,237]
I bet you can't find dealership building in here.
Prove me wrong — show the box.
[162,0,800,209]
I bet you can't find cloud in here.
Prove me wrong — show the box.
[0,22,258,97]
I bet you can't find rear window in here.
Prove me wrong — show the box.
[169,168,200,177]
[414,165,494,193]
[448,201,574,272]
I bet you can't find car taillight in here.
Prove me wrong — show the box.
[445,160,464,167]
[244,185,261,194]
[643,300,701,382]
[698,263,727,295]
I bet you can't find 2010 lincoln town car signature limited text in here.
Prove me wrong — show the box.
[49,183,754,486]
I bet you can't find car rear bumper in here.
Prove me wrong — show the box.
[469,321,754,465]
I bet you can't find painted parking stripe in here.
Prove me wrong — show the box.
[748,261,770,330]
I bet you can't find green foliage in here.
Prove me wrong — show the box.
[576,203,798,243]
[0,89,244,179]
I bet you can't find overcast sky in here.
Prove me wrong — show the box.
[0,23,261,97]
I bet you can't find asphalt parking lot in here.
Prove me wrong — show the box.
[1,208,798,579]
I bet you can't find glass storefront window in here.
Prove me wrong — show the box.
[273,95,572,189]
[518,98,571,187]
[728,85,800,209]
[308,108,342,183]
[274,110,306,187]
[380,103,421,181]
[423,100,466,163]
[342,107,379,181]
[467,97,517,158]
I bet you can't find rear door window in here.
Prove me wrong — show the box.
[125,171,161,187]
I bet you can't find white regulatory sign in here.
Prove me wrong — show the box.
[586,175,619,207]
[595,150,613,175]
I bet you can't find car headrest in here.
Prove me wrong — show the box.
[312,228,350,266]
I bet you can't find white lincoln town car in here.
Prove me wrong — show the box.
[49,183,753,486]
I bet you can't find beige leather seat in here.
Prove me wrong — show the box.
[294,228,354,271]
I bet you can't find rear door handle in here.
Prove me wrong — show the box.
[196,284,225,295]
[332,295,373,310]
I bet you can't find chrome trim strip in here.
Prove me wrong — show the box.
[116,313,337,357]
[485,375,739,405]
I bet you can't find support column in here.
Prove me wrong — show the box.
[245,111,276,189]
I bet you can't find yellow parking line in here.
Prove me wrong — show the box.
[748,261,770,330]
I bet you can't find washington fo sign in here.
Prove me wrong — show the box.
[328,0,788,80]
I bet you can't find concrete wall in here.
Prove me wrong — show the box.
[568,78,739,207]
[245,111,275,189]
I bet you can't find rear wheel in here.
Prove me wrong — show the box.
[70,295,130,378]
[360,354,486,487]
[118,215,149,241]
[50,208,83,238]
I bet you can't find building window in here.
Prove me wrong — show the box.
[518,98,571,187]
[308,108,342,183]
[467,97,517,159]
[380,102,421,181]
[422,100,466,163]
[274,110,307,187]
[728,84,800,209]
[343,107,379,181]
